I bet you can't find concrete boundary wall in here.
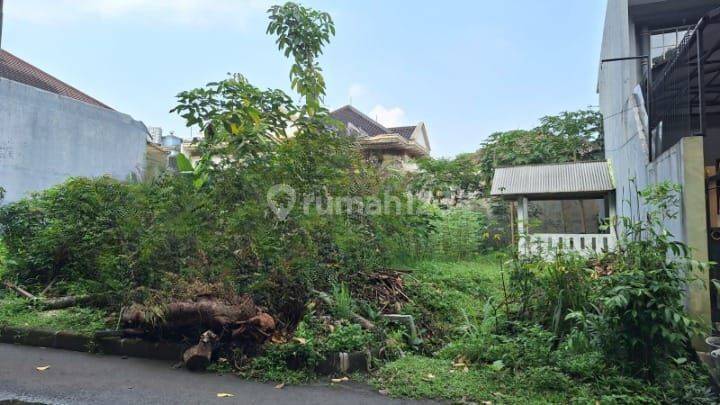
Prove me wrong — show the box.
[647,136,711,342]
[0,77,147,203]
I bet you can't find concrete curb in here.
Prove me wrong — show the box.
[0,326,186,361]
[0,326,370,374]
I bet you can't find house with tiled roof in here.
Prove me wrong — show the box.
[0,49,149,203]
[330,105,430,171]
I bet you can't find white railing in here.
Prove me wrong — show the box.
[519,233,617,259]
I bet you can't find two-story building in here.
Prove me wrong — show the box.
[330,105,431,171]
[599,0,720,330]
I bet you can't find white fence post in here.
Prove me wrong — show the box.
[520,233,617,259]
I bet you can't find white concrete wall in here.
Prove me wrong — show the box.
[599,0,650,220]
[600,1,711,334]
[0,78,147,203]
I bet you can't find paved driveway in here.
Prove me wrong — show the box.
[0,343,434,405]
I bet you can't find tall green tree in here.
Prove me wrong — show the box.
[477,109,603,189]
[267,2,335,115]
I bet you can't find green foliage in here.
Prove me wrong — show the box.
[476,109,603,189]
[0,175,216,295]
[410,154,483,205]
[439,323,555,370]
[330,283,354,320]
[372,356,591,404]
[323,323,372,353]
[429,207,503,260]
[0,3,435,335]
[400,260,503,346]
[508,252,593,337]
[267,2,335,114]
[243,342,320,384]
[374,183,714,403]
[537,109,604,157]
[0,296,108,336]
[567,182,705,379]
[0,239,9,280]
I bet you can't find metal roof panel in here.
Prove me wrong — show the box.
[490,161,614,197]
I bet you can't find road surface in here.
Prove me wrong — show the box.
[0,343,433,405]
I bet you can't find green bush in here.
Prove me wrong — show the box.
[508,252,593,337]
[330,283,354,320]
[567,182,705,379]
[0,175,217,295]
[323,323,372,353]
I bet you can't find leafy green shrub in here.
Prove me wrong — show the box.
[0,176,216,294]
[567,182,705,379]
[330,283,354,320]
[440,323,554,370]
[426,207,490,260]
[508,252,592,337]
[243,342,320,383]
[323,323,372,353]
[519,366,571,392]
[552,334,607,380]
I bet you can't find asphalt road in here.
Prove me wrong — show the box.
[0,344,433,405]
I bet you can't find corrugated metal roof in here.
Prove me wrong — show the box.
[490,161,614,197]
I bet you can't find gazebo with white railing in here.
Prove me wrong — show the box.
[491,161,617,259]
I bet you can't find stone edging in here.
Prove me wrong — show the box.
[0,326,185,360]
[0,326,369,374]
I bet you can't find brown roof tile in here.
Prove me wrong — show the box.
[0,49,112,110]
[330,105,389,136]
[388,125,416,140]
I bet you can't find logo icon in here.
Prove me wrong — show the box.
[266,184,296,220]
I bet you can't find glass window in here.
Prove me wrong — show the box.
[650,26,692,68]
[528,199,606,234]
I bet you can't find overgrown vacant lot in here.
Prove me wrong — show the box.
[1,241,714,403]
[0,2,717,403]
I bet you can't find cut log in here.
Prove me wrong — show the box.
[183,330,218,371]
[122,295,258,332]
[231,313,276,342]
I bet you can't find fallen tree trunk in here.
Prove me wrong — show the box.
[183,330,218,371]
[2,281,112,310]
[122,295,258,331]
[3,281,36,300]
[42,294,112,310]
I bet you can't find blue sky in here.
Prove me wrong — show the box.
[3,0,607,158]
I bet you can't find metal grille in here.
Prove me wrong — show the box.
[650,7,720,159]
[650,24,699,158]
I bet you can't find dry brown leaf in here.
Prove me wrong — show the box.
[292,337,307,345]
[35,365,50,372]
[271,334,287,344]
[421,373,436,382]
[274,383,285,389]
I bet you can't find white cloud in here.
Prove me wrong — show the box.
[369,105,406,127]
[6,0,271,26]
